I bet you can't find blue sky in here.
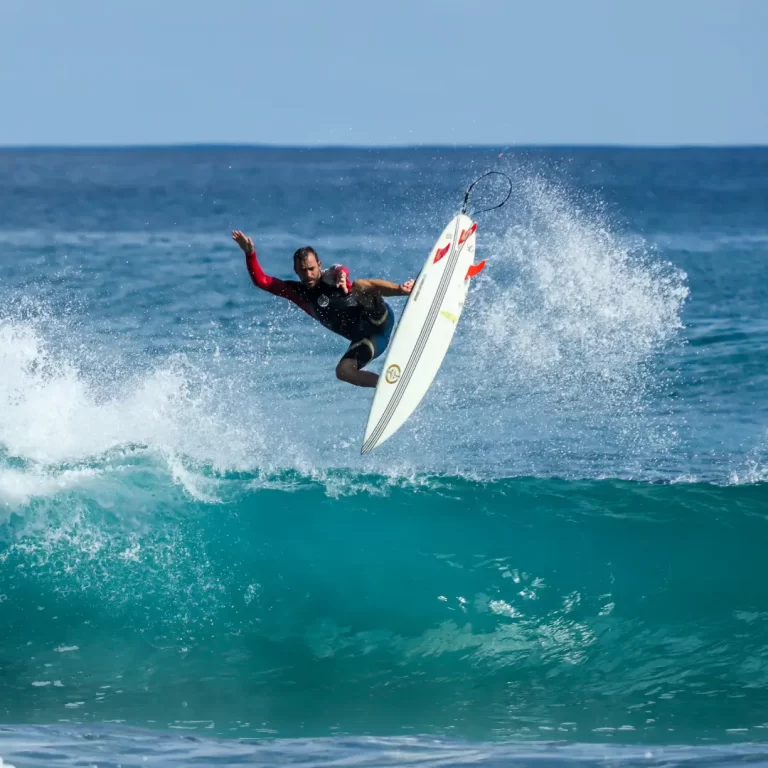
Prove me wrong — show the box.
[1,0,765,146]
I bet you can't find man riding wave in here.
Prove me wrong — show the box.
[233,230,414,387]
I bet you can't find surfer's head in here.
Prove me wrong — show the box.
[293,246,322,287]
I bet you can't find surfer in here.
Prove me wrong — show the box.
[232,231,414,388]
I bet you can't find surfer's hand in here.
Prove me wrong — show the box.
[232,230,254,254]
[400,279,415,296]
[336,269,349,294]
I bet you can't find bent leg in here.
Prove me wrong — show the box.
[338,311,395,388]
[336,357,379,388]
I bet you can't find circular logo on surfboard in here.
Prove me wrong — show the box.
[385,364,401,384]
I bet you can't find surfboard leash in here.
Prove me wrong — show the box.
[461,171,513,217]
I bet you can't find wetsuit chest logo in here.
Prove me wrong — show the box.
[317,294,330,308]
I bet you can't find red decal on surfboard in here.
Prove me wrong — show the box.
[459,223,477,245]
[465,260,486,279]
[433,244,451,264]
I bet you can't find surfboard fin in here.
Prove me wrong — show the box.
[466,260,486,279]
[459,223,478,245]
[433,244,451,264]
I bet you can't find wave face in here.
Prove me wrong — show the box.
[1,147,768,750]
[3,470,768,742]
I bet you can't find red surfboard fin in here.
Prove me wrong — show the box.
[433,244,451,264]
[466,260,486,279]
[458,223,477,245]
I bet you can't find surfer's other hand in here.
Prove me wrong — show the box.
[336,269,349,294]
[232,230,254,254]
[400,279,415,296]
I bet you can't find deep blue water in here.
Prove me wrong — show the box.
[1,147,768,766]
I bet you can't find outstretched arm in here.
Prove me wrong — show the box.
[352,278,415,298]
[232,230,311,312]
[233,230,278,291]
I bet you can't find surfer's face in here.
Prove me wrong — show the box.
[295,254,322,287]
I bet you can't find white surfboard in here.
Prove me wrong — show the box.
[361,214,484,453]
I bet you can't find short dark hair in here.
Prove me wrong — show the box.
[293,246,319,264]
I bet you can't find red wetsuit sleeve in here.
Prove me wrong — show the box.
[245,249,312,314]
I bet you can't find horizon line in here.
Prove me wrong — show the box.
[1,142,767,152]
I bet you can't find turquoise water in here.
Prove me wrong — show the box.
[1,147,768,765]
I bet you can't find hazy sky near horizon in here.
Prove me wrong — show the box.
[1,0,765,146]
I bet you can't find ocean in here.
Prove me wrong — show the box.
[0,146,767,766]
